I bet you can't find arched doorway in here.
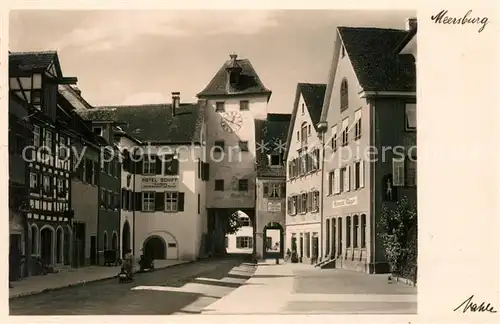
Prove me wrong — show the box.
[143,236,166,260]
[56,227,63,264]
[263,222,284,259]
[122,221,131,258]
[40,227,54,265]
[112,232,118,251]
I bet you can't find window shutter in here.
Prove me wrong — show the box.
[392,158,405,186]
[359,161,365,188]
[172,158,180,175]
[134,157,142,175]
[198,160,201,179]
[121,189,126,209]
[281,183,286,198]
[203,162,210,181]
[263,183,269,197]
[347,165,351,191]
[155,192,165,211]
[335,169,341,194]
[134,192,142,211]
[178,192,185,211]
[155,155,162,174]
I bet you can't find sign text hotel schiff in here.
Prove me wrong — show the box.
[141,176,178,189]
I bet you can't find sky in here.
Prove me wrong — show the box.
[10,10,414,113]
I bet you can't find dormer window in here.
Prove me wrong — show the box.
[269,153,283,167]
[301,103,305,114]
[93,126,103,137]
[340,78,348,111]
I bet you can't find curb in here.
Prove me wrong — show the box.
[9,260,194,300]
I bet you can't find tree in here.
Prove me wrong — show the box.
[210,210,244,256]
[378,197,418,282]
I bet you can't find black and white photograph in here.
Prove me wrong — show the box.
[4,7,460,317]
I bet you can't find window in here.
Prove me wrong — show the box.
[238,179,248,191]
[405,103,416,130]
[31,89,41,105]
[406,154,417,187]
[301,123,308,145]
[33,125,40,147]
[214,140,225,153]
[44,130,53,151]
[236,236,253,249]
[288,196,297,215]
[164,155,179,175]
[239,217,250,227]
[334,169,341,194]
[301,103,305,114]
[239,100,249,111]
[142,192,155,211]
[340,78,348,111]
[353,215,359,248]
[266,183,281,198]
[392,158,405,186]
[92,127,103,136]
[58,137,67,159]
[361,214,366,248]
[165,192,178,212]
[197,194,200,214]
[354,109,362,140]
[57,179,64,196]
[331,125,338,151]
[341,118,349,146]
[354,161,364,190]
[341,166,350,192]
[215,179,224,191]
[239,141,249,152]
[328,171,335,195]
[301,193,307,213]
[142,156,156,175]
[341,45,345,58]
[30,173,38,190]
[296,131,299,142]
[311,191,320,212]
[269,154,283,166]
[308,125,311,135]
[346,216,351,248]
[215,102,225,112]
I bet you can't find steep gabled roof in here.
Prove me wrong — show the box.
[255,113,292,178]
[58,85,93,110]
[284,83,326,159]
[77,102,205,144]
[197,56,272,99]
[9,51,63,77]
[338,27,416,92]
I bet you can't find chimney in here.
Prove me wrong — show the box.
[172,92,180,116]
[405,18,417,32]
[72,86,82,96]
[229,53,238,63]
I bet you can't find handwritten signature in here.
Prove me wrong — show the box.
[431,9,488,33]
[453,295,497,313]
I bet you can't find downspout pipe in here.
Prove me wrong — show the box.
[319,130,326,262]
[132,147,137,256]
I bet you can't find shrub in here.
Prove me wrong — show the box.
[379,197,418,282]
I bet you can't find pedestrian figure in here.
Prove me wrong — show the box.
[285,248,292,262]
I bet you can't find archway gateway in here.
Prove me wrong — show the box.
[143,236,166,260]
[122,221,131,258]
[263,222,284,259]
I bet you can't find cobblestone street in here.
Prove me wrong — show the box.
[10,256,256,315]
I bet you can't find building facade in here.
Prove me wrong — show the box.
[254,113,291,260]
[9,95,31,280]
[284,83,326,264]
[9,52,78,273]
[197,53,272,255]
[225,212,254,254]
[317,20,417,273]
[81,95,208,261]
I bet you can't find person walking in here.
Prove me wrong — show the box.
[285,248,292,262]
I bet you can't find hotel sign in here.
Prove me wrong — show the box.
[141,176,178,189]
[332,197,358,209]
[267,201,282,212]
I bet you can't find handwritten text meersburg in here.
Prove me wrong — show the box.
[431,10,488,33]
